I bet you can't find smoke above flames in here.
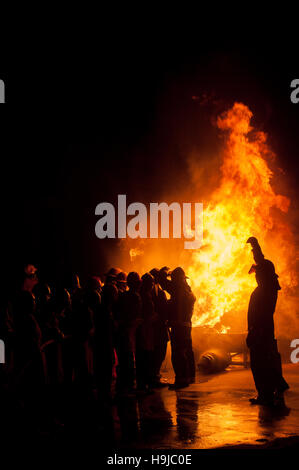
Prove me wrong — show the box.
[113,102,299,337]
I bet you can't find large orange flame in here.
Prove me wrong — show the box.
[188,102,296,332]
[124,102,298,335]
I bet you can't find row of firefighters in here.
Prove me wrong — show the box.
[0,265,197,403]
[0,237,290,416]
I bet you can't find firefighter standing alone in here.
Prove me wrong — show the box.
[246,237,289,406]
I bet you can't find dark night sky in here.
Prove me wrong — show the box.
[1,36,299,289]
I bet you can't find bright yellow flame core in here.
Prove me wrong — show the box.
[187,102,294,331]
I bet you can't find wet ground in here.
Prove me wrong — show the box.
[114,363,299,449]
[2,362,298,452]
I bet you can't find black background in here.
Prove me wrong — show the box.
[1,33,299,291]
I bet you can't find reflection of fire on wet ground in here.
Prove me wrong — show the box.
[118,364,299,450]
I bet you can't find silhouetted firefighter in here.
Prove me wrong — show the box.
[135,273,156,393]
[115,272,142,395]
[160,267,196,389]
[149,268,169,387]
[246,237,289,407]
